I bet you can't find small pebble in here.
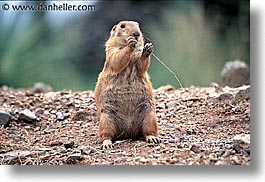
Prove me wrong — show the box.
[176,105,186,111]
[187,101,193,107]
[153,154,160,158]
[139,157,148,163]
[44,128,51,134]
[19,109,37,123]
[168,139,178,143]
[56,112,65,121]
[80,146,95,155]
[64,141,74,149]
[179,136,189,141]
[166,101,177,109]
[215,161,226,165]
[66,153,84,163]
[186,129,197,135]
[50,141,63,147]
[190,144,200,153]
[166,124,178,129]
[231,155,240,164]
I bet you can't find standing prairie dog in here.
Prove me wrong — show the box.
[94,20,160,149]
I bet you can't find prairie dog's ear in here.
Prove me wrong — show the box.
[110,25,117,36]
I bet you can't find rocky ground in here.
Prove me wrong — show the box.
[0,84,250,165]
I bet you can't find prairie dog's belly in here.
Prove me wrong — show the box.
[102,79,151,116]
[99,74,152,139]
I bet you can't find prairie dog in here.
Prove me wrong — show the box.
[94,20,159,149]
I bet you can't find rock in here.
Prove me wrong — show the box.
[65,101,74,107]
[80,146,95,155]
[176,105,186,111]
[72,111,88,121]
[231,155,240,164]
[179,136,189,141]
[66,153,84,164]
[139,157,148,163]
[156,103,165,109]
[190,144,200,153]
[187,101,193,107]
[35,108,44,116]
[232,134,250,155]
[0,110,11,127]
[32,82,53,93]
[166,101,177,109]
[153,154,160,158]
[44,128,51,134]
[209,155,218,162]
[156,85,175,92]
[233,134,250,145]
[244,109,250,115]
[210,82,223,92]
[215,161,226,165]
[186,129,192,135]
[0,150,32,163]
[64,141,74,149]
[216,93,234,101]
[56,112,64,121]
[207,93,234,105]
[221,60,250,87]
[165,124,178,129]
[160,120,167,124]
[168,139,178,143]
[234,86,250,101]
[1,85,9,90]
[186,129,197,135]
[50,141,63,147]
[38,147,52,151]
[208,85,250,103]
[60,149,67,154]
[19,109,37,123]
[217,149,225,157]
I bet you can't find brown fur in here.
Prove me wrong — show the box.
[94,21,159,148]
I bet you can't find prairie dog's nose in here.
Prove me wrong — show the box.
[133,31,140,39]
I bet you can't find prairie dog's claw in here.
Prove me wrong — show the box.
[126,36,137,49]
[101,139,113,150]
[143,43,154,57]
[145,135,160,144]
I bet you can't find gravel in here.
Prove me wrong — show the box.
[0,85,250,165]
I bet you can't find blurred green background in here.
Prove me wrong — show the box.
[0,0,249,91]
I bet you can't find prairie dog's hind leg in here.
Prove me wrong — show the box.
[142,111,160,144]
[99,113,117,149]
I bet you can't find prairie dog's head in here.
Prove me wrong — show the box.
[106,21,144,48]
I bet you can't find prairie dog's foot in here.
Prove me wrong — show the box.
[145,135,160,144]
[142,43,154,57]
[126,36,137,49]
[101,139,113,150]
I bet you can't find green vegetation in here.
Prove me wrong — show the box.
[0,10,88,91]
[0,1,249,91]
[149,1,249,88]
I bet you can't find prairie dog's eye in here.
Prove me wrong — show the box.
[120,24,125,28]
[112,25,116,31]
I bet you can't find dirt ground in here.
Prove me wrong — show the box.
[0,84,250,165]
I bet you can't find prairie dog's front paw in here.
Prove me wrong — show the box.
[143,43,154,57]
[126,36,137,49]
